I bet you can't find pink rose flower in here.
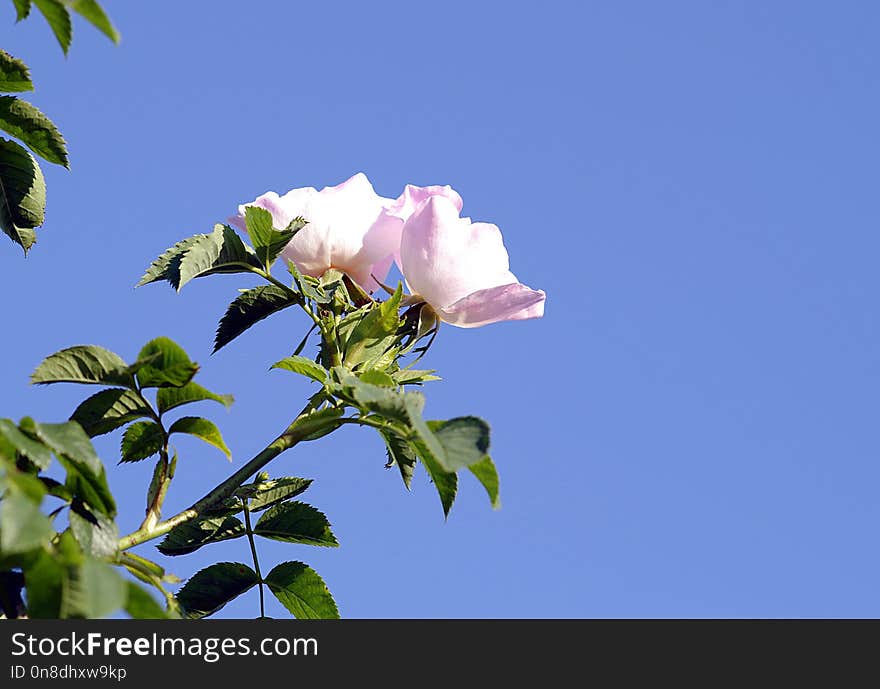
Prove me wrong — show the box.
[397,192,545,328]
[232,173,400,292]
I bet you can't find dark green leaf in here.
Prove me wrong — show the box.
[239,477,312,512]
[70,388,151,437]
[33,0,72,54]
[426,417,491,472]
[420,451,458,518]
[124,582,167,619]
[214,284,301,353]
[67,0,120,43]
[271,355,328,384]
[0,137,44,253]
[134,337,199,389]
[31,420,100,475]
[468,455,500,509]
[120,421,163,463]
[381,430,416,490]
[0,570,25,618]
[254,501,338,547]
[0,418,52,469]
[31,345,132,387]
[0,490,52,553]
[176,562,258,619]
[177,224,261,290]
[265,561,339,619]
[168,416,230,460]
[156,382,233,414]
[56,455,115,517]
[137,234,203,288]
[0,96,68,167]
[0,50,33,91]
[157,515,245,556]
[244,205,295,269]
[69,507,118,558]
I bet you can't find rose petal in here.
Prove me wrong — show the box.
[437,283,546,328]
[399,195,516,310]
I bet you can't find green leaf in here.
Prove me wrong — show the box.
[69,507,118,558]
[214,284,301,353]
[330,366,409,422]
[341,284,403,368]
[22,549,63,617]
[265,561,339,620]
[286,406,344,442]
[420,451,458,518]
[1,465,47,502]
[0,137,44,253]
[381,430,416,490]
[66,0,120,43]
[0,490,52,553]
[177,224,261,290]
[287,259,332,303]
[168,417,230,461]
[359,369,395,387]
[156,382,233,414]
[31,420,100,476]
[244,205,295,269]
[271,355,328,384]
[70,388,151,437]
[31,345,132,387]
[119,421,163,463]
[254,501,338,547]
[392,368,440,385]
[176,562,258,619]
[0,50,33,91]
[33,0,72,54]
[124,582,167,619]
[468,455,501,509]
[157,515,245,556]
[0,96,67,167]
[404,393,447,469]
[214,285,302,352]
[134,337,199,389]
[137,234,203,288]
[426,417,491,473]
[64,558,126,618]
[238,477,312,512]
[56,456,115,517]
[0,418,52,469]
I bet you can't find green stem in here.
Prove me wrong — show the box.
[117,401,337,551]
[241,496,265,618]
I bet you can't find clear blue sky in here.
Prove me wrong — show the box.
[4,1,880,617]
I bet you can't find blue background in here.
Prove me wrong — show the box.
[3,1,880,617]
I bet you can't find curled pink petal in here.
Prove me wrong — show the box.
[438,283,546,328]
